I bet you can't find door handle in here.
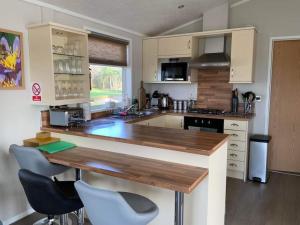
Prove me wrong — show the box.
[187,40,191,49]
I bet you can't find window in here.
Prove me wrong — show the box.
[90,64,124,110]
[88,32,129,111]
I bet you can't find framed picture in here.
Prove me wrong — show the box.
[0,28,24,89]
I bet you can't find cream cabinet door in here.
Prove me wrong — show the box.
[230,29,256,83]
[147,116,166,128]
[158,36,192,58]
[143,39,158,82]
[165,115,184,129]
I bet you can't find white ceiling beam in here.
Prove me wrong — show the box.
[158,0,253,36]
[159,17,203,36]
[22,0,146,37]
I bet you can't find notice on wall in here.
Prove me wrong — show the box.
[32,82,42,102]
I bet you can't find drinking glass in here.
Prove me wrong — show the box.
[76,59,83,74]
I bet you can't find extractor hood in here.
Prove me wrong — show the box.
[189,3,230,69]
[189,52,230,69]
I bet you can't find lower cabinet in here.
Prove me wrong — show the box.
[224,119,250,181]
[165,116,184,129]
[134,115,184,129]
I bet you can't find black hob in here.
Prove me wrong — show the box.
[187,108,224,115]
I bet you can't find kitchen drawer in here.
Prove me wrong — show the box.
[224,120,248,131]
[228,140,246,151]
[228,150,245,161]
[224,129,247,141]
[227,160,244,172]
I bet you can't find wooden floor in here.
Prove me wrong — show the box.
[11,172,300,225]
[226,172,300,225]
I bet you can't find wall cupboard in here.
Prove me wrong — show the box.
[142,27,256,84]
[230,29,256,83]
[28,23,90,106]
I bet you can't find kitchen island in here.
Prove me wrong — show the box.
[42,115,229,225]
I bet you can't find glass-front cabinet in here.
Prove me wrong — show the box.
[28,23,90,105]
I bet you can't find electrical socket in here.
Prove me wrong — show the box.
[255,96,262,102]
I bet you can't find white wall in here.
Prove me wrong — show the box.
[0,0,143,223]
[229,0,300,133]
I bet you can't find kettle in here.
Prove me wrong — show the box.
[161,94,169,109]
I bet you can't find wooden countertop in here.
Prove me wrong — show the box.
[46,147,208,193]
[42,117,229,156]
[164,111,254,121]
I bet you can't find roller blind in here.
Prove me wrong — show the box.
[88,33,129,67]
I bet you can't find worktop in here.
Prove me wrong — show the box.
[46,147,208,193]
[42,116,229,156]
[44,111,229,225]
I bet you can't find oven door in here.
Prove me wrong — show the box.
[184,117,224,133]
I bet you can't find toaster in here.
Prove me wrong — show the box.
[50,107,84,126]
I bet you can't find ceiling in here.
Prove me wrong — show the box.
[38,0,228,36]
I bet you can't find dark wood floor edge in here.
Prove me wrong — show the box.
[270,170,300,177]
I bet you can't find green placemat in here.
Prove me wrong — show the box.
[38,141,76,154]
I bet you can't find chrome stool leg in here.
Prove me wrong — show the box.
[75,169,84,225]
[59,214,69,225]
[33,216,59,225]
[77,208,84,225]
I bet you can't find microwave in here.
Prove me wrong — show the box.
[161,62,188,81]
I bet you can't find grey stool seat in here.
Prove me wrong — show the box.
[10,144,72,225]
[9,144,68,177]
[75,181,159,225]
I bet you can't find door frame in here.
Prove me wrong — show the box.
[265,35,300,133]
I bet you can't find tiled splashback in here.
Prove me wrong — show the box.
[196,69,232,111]
[144,83,198,100]
[144,69,234,112]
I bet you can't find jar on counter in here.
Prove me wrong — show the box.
[173,100,177,111]
[183,100,188,111]
[177,100,183,111]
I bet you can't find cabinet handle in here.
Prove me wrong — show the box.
[230,144,238,147]
[231,133,239,137]
[230,153,238,157]
[154,71,157,80]
[231,123,239,127]
[180,120,183,128]
[229,163,237,167]
[188,40,191,49]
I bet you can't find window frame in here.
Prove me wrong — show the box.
[90,64,127,112]
[85,26,133,113]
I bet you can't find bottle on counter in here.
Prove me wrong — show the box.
[138,81,146,111]
[232,88,239,113]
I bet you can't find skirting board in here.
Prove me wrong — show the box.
[3,208,34,225]
[227,170,244,180]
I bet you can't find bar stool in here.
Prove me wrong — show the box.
[19,169,83,225]
[75,180,159,225]
[10,145,82,225]
[9,144,68,177]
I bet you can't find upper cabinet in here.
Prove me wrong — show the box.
[158,36,194,58]
[28,23,90,106]
[143,39,158,83]
[230,29,256,83]
[142,27,256,84]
